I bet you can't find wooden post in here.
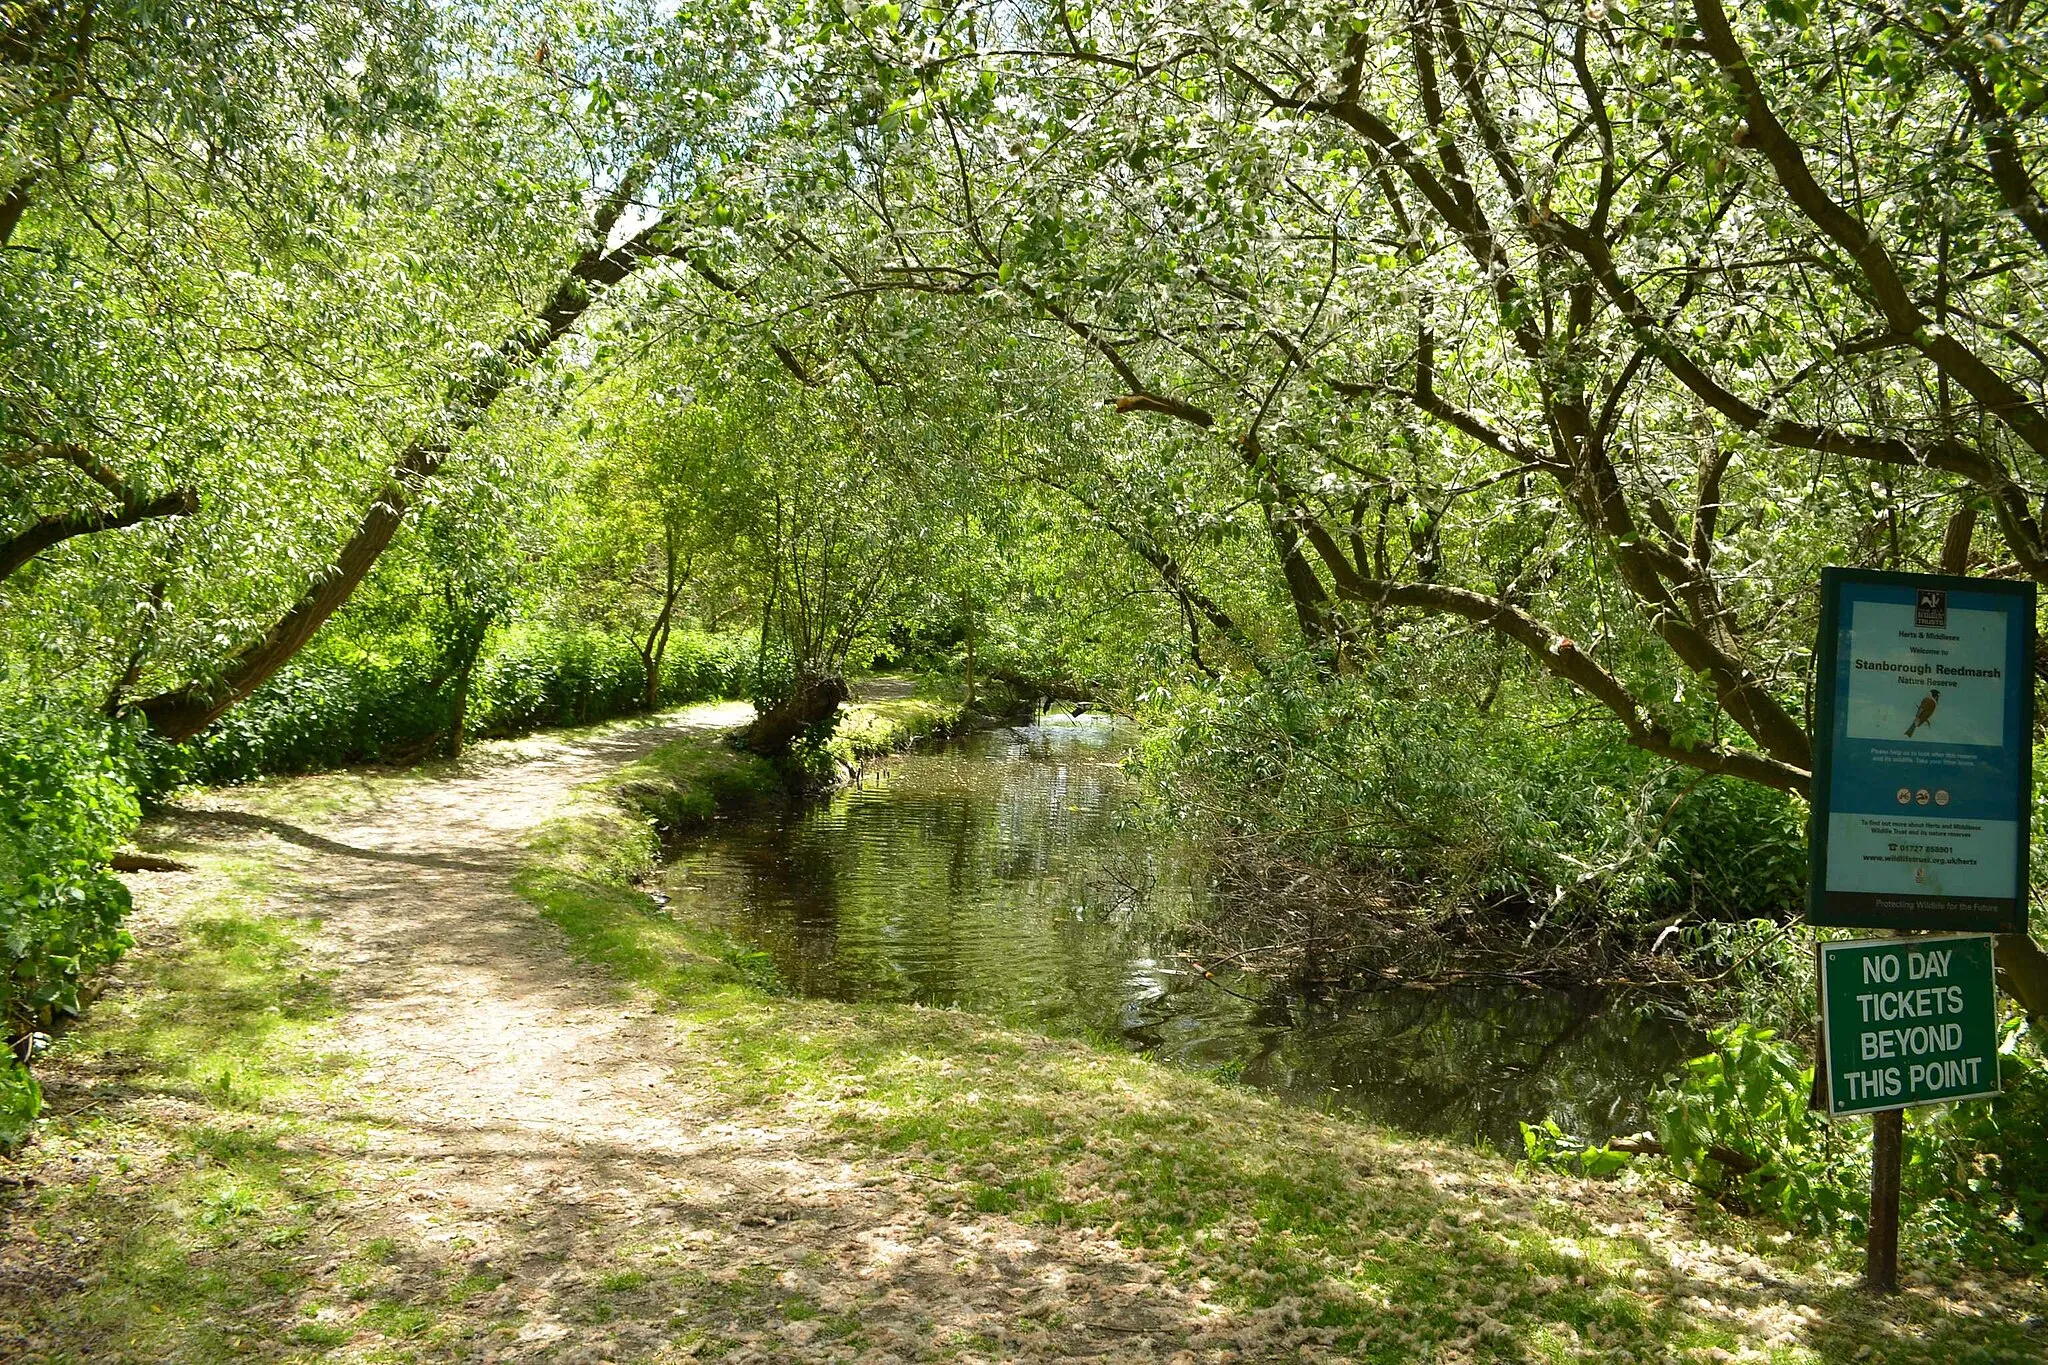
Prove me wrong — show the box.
[1865,1107,1902,1294]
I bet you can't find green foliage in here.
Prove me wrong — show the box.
[0,1055,40,1154]
[134,627,759,795]
[1648,1025,1863,1234]
[1625,777,1810,924]
[168,650,450,787]
[1902,1023,2048,1266]
[1518,1118,1630,1178]
[661,632,760,705]
[0,705,139,1052]
[1639,1021,2048,1268]
[1139,649,1805,930]
[472,629,656,737]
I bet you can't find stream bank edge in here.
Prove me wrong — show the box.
[511,715,2048,1362]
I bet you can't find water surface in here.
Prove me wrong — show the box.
[663,716,1701,1148]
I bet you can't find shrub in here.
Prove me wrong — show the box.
[0,1057,38,1154]
[658,631,757,705]
[0,705,139,1054]
[475,628,760,735]
[1638,1020,2048,1268]
[181,649,448,785]
[1622,774,1808,923]
[1136,649,1807,930]
[1647,1024,1864,1233]
[474,628,646,735]
[1904,1022,2048,1266]
[133,627,764,800]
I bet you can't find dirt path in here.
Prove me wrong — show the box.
[18,708,2045,1363]
[93,706,1211,1362]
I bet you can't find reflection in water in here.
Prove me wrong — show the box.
[663,715,1700,1148]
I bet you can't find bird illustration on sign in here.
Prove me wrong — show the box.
[1906,689,1940,737]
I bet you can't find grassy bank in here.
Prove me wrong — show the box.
[529,689,971,887]
[6,703,2044,1362]
[513,730,2048,1362]
[0,856,390,1360]
[792,688,982,788]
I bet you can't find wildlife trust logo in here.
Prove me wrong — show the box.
[1916,588,1948,628]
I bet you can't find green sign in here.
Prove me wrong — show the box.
[1819,935,2001,1116]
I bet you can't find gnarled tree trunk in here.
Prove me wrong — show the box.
[742,668,848,756]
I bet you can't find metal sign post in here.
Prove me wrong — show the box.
[1806,569,2031,1293]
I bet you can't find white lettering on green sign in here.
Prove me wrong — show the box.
[1819,934,2001,1116]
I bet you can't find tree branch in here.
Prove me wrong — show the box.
[0,486,197,584]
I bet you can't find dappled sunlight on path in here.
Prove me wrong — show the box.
[106,704,1224,1360]
[6,704,2045,1362]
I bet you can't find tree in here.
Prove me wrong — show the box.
[2,0,768,740]
[571,391,749,710]
[658,0,2048,1015]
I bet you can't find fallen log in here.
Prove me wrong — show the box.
[110,851,191,873]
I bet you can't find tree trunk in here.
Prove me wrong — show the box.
[1996,933,2048,1031]
[135,467,421,739]
[641,648,663,712]
[642,529,682,710]
[0,486,196,585]
[132,170,673,743]
[742,668,849,756]
[445,635,484,759]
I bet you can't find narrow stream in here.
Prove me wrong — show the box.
[663,714,1704,1149]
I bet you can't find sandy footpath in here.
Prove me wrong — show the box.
[76,705,1212,1361]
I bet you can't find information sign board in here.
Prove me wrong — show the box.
[1818,935,2001,1116]
[1809,569,2033,932]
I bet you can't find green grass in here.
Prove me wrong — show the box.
[514,863,775,1002]
[0,859,532,1362]
[0,861,365,1362]
[603,731,782,830]
[830,695,967,764]
[508,747,2048,1364]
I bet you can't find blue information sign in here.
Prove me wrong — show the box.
[1809,569,2034,932]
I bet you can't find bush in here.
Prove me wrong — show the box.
[133,627,764,799]
[474,629,646,735]
[178,649,448,786]
[1904,1022,2048,1266]
[472,627,759,735]
[1136,648,1807,929]
[0,1057,38,1154]
[0,705,138,1055]
[1647,1024,1864,1233]
[1622,773,1808,924]
[658,630,758,705]
[1639,1021,2048,1268]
